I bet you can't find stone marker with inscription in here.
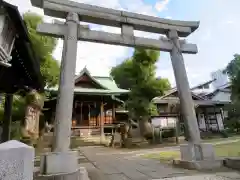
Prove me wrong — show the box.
[0,140,34,180]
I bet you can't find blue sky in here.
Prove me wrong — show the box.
[5,0,240,87]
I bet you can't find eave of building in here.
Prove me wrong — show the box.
[73,87,129,95]
[47,86,129,95]
[153,98,230,107]
[153,91,204,103]
[0,1,44,93]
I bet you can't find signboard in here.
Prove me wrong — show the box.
[151,116,177,128]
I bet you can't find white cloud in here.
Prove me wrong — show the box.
[155,0,170,12]
[226,20,235,24]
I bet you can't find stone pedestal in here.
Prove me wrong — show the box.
[40,151,78,175]
[173,143,223,170]
[180,143,215,161]
[39,151,89,180]
[0,140,35,180]
[38,167,89,180]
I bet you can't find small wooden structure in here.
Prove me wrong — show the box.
[0,1,43,142]
[44,67,129,137]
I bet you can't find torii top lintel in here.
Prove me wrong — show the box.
[31,0,200,37]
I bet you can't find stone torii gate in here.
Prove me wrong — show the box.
[31,0,218,179]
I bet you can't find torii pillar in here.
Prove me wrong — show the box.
[168,30,218,167]
[38,13,89,180]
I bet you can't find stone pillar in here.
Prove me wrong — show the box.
[1,94,13,142]
[53,12,79,152]
[175,117,180,144]
[169,30,218,168]
[38,12,89,179]
[168,30,201,144]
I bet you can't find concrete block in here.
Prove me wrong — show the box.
[175,143,223,170]
[38,167,90,180]
[180,143,215,161]
[40,151,78,175]
[0,140,35,180]
[200,143,216,160]
[173,159,223,170]
[224,157,240,170]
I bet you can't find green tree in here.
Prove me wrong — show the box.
[127,48,170,117]
[225,54,240,101]
[224,102,240,133]
[224,54,240,134]
[110,59,134,90]
[23,12,60,88]
[111,48,170,137]
[111,48,170,117]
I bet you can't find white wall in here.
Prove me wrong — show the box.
[211,91,231,102]
[151,117,176,128]
[192,83,215,95]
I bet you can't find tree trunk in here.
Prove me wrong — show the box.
[138,117,152,139]
[21,90,44,146]
[22,105,41,141]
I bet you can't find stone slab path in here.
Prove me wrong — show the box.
[78,146,240,180]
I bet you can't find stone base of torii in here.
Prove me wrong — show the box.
[30,0,222,179]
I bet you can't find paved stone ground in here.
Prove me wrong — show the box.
[94,139,240,158]
[78,146,240,180]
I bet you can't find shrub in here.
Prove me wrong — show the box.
[219,130,229,138]
[224,117,240,133]
[10,121,22,140]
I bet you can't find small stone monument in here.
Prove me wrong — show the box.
[0,140,35,180]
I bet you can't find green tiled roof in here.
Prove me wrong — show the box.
[93,76,128,92]
[48,67,129,95]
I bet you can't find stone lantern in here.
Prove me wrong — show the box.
[0,6,15,67]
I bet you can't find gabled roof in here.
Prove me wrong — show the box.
[75,67,107,89]
[157,87,205,101]
[190,79,216,90]
[49,67,129,95]
[203,83,231,99]
[93,76,122,91]
[217,82,231,90]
